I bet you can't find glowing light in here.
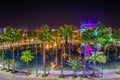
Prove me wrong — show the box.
[31,39,34,42]
[49,43,52,48]
[53,43,57,47]
[50,61,56,70]
[63,53,67,59]
[86,26,94,29]
[46,44,49,49]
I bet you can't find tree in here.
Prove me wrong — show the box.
[57,25,68,76]
[80,29,94,76]
[67,58,82,75]
[38,25,51,75]
[99,27,112,58]
[0,31,8,69]
[26,31,37,47]
[63,24,75,60]
[50,30,61,65]
[6,26,23,72]
[86,51,106,76]
[94,22,112,52]
[112,29,120,57]
[20,50,34,74]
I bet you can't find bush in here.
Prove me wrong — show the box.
[25,73,31,76]
[71,74,77,78]
[80,75,88,78]
[11,71,18,74]
[116,72,120,74]
[1,68,6,71]
[59,74,65,78]
[89,74,97,78]
[6,69,12,72]
[42,74,48,77]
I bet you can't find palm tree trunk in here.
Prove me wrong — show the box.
[107,45,110,58]
[83,60,86,75]
[115,40,118,57]
[73,69,76,75]
[16,45,19,57]
[40,43,43,54]
[93,61,96,75]
[61,43,64,75]
[68,38,71,60]
[12,44,15,72]
[115,47,118,58]
[27,62,29,73]
[55,42,58,65]
[83,43,86,75]
[43,42,46,74]
[8,64,10,70]
[2,44,5,69]
[35,43,38,77]
[71,38,73,51]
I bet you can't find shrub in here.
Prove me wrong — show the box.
[1,68,6,71]
[80,75,88,78]
[42,74,48,77]
[25,72,31,76]
[71,74,77,78]
[59,74,65,78]
[11,71,18,74]
[6,69,12,72]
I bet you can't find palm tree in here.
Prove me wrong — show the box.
[86,51,106,76]
[80,29,94,76]
[38,25,51,75]
[50,31,58,65]
[31,31,39,77]
[65,24,75,60]
[26,31,37,48]
[112,29,120,57]
[6,26,23,72]
[94,22,111,51]
[67,58,82,75]
[57,24,77,76]
[100,27,112,58]
[0,32,7,69]
[57,26,67,76]
[21,50,34,74]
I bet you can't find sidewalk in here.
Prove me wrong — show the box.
[0,69,120,80]
[0,64,120,80]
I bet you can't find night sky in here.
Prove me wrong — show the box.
[0,0,120,30]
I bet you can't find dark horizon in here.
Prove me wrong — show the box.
[0,0,120,30]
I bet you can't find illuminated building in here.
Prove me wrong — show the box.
[80,21,96,34]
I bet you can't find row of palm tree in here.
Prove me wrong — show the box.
[0,22,119,77]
